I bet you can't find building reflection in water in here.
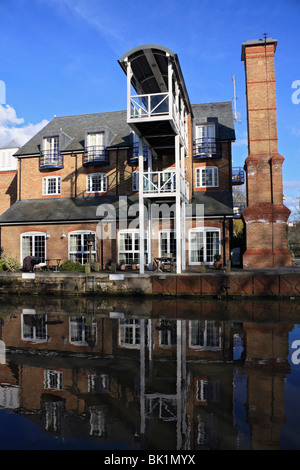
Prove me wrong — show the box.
[0,298,297,450]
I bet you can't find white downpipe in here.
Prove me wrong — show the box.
[175,135,181,274]
[139,138,145,274]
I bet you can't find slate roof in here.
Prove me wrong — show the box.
[191,102,235,141]
[0,190,233,226]
[15,102,235,157]
[191,190,233,217]
[0,195,140,224]
[0,139,21,149]
[14,110,132,157]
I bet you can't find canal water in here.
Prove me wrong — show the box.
[0,294,300,451]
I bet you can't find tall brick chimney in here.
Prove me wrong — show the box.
[241,37,292,268]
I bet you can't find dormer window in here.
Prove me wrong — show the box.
[83,128,110,166]
[193,124,221,159]
[39,133,64,169]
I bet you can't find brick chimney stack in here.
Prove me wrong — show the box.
[241,37,292,268]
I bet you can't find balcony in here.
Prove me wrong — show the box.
[83,146,109,166]
[233,202,246,216]
[127,143,148,166]
[193,138,222,159]
[130,93,169,119]
[232,167,245,185]
[128,92,188,153]
[39,150,64,169]
[143,170,189,200]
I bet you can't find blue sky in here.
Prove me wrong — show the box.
[0,0,299,217]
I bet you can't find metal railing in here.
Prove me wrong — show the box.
[233,202,246,215]
[83,146,109,165]
[193,138,221,158]
[39,150,64,169]
[143,170,189,199]
[130,93,169,119]
[127,143,148,164]
[232,167,245,184]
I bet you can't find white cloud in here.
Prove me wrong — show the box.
[0,104,48,148]
[0,104,24,126]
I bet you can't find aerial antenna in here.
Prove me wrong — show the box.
[232,75,241,123]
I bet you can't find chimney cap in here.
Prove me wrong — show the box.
[241,37,278,61]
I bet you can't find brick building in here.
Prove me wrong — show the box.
[0,139,19,217]
[241,38,292,267]
[1,38,290,272]
[0,44,240,272]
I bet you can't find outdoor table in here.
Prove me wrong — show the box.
[46,259,62,272]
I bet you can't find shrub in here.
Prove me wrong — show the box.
[60,260,85,272]
[0,256,21,271]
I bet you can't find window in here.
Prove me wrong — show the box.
[189,320,221,350]
[118,230,148,264]
[158,321,177,348]
[22,314,47,343]
[69,316,98,345]
[43,136,59,163]
[132,171,139,191]
[196,379,220,403]
[21,231,46,263]
[69,231,96,264]
[189,228,220,264]
[87,173,107,193]
[87,132,105,161]
[196,167,218,188]
[195,124,216,156]
[159,230,176,257]
[44,369,63,390]
[43,176,61,195]
[119,319,143,349]
[88,374,109,394]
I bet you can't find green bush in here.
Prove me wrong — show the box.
[60,260,85,272]
[0,256,21,271]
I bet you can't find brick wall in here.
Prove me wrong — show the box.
[242,40,291,268]
[0,170,17,214]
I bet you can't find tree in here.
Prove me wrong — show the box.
[288,196,300,257]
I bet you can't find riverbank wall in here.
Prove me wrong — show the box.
[0,268,300,298]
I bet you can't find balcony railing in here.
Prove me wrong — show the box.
[193,138,221,159]
[233,202,246,216]
[127,143,148,165]
[83,146,109,166]
[232,167,245,185]
[143,170,189,199]
[130,93,169,119]
[39,150,64,169]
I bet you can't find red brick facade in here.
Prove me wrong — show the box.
[242,40,292,268]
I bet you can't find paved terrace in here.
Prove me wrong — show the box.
[1,266,300,297]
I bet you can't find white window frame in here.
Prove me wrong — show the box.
[119,319,147,349]
[21,313,48,343]
[21,231,47,264]
[158,229,176,257]
[118,229,148,265]
[68,230,97,264]
[189,320,222,350]
[86,173,107,193]
[42,176,61,195]
[87,131,104,148]
[189,227,221,265]
[195,166,218,188]
[44,369,63,390]
[69,316,98,346]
